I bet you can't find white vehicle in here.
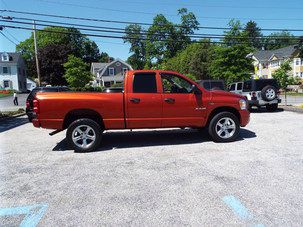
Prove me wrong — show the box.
[228,79,281,112]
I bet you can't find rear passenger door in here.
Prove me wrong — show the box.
[125,72,163,129]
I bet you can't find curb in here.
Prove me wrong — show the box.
[0,113,26,122]
[280,105,303,114]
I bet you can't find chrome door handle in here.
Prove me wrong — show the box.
[130,98,140,103]
[164,98,175,103]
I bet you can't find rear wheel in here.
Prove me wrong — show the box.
[66,118,102,152]
[208,112,240,142]
[266,103,278,112]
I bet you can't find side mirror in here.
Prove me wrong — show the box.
[191,85,202,95]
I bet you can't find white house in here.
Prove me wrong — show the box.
[91,58,133,87]
[0,52,27,92]
[251,45,303,79]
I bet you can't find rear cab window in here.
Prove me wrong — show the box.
[133,73,157,93]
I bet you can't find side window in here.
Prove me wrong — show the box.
[229,84,236,91]
[161,73,193,94]
[109,68,115,76]
[133,73,157,93]
[237,83,243,91]
[243,81,252,92]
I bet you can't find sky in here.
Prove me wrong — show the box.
[1,0,303,61]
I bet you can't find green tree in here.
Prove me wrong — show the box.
[209,44,254,84]
[162,40,213,80]
[38,44,73,85]
[123,24,147,69]
[16,26,104,78]
[298,36,303,58]
[63,55,93,88]
[123,8,199,68]
[272,61,293,105]
[244,21,263,49]
[263,31,297,50]
[99,52,110,62]
[223,19,245,47]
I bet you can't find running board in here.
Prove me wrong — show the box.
[49,129,62,136]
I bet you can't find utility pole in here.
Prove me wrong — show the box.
[33,20,41,86]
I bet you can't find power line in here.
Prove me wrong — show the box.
[1,19,302,41]
[0,30,17,45]
[15,0,303,22]
[3,28,19,42]
[3,9,303,32]
[6,16,303,38]
[1,24,258,45]
[81,0,303,10]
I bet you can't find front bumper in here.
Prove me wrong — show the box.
[240,109,250,127]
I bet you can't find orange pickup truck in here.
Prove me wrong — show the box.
[32,70,250,152]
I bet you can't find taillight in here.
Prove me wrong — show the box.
[33,99,39,114]
[26,100,30,108]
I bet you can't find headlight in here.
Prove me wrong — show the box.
[239,99,247,110]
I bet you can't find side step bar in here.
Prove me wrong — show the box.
[49,129,62,136]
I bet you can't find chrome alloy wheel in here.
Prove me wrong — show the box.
[72,125,96,149]
[215,117,236,139]
[265,88,276,100]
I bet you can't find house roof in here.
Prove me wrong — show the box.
[91,62,109,69]
[254,45,298,62]
[0,52,22,64]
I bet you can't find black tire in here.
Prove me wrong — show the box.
[266,103,278,112]
[208,112,240,143]
[261,85,277,101]
[66,118,103,152]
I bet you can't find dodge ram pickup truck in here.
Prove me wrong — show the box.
[32,70,250,152]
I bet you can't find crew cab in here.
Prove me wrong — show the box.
[32,70,250,152]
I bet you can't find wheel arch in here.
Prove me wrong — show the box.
[63,109,105,130]
[206,106,240,126]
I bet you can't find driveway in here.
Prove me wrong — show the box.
[1,111,303,226]
[0,93,28,111]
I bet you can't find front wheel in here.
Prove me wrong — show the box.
[66,118,103,152]
[208,112,240,143]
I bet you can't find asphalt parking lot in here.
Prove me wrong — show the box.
[1,110,303,226]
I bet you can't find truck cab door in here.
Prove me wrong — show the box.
[125,72,162,129]
[160,73,206,128]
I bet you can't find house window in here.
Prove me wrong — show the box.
[301,72,303,78]
[2,66,10,74]
[295,59,301,66]
[270,61,279,67]
[2,53,9,61]
[108,67,115,76]
[3,80,10,88]
[122,68,128,75]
